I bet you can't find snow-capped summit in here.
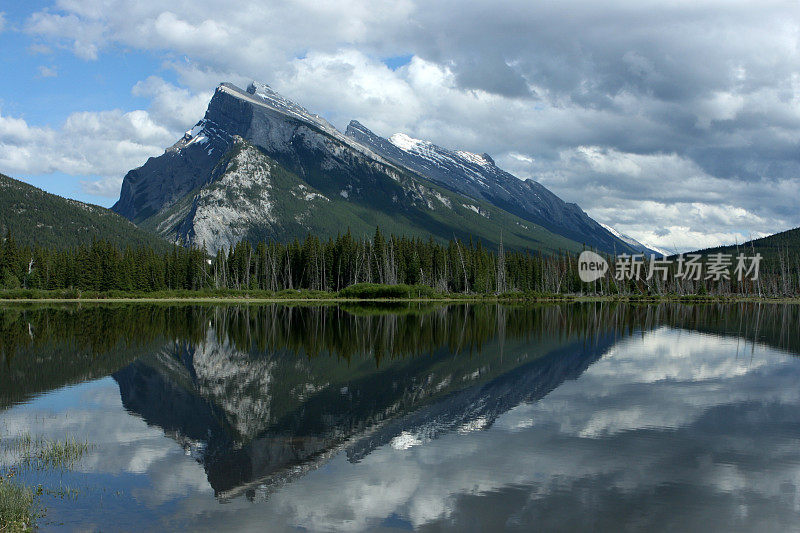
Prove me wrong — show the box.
[388,132,494,171]
[389,132,429,152]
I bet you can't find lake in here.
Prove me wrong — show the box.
[1,302,799,531]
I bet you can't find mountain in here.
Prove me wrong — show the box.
[599,223,669,256]
[112,81,638,255]
[691,226,800,263]
[0,172,169,250]
[345,120,642,254]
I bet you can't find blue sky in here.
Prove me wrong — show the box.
[1,1,799,251]
[0,3,187,204]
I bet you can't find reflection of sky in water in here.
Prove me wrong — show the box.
[3,327,800,531]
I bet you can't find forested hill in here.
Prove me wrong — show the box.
[692,226,800,263]
[0,172,170,250]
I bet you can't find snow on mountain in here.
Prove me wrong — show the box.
[599,223,670,256]
[387,131,492,187]
[348,120,642,255]
[388,132,425,152]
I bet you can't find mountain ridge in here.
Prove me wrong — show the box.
[345,119,642,254]
[112,81,644,255]
[690,226,800,263]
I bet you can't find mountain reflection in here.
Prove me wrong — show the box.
[1,302,799,503]
[110,303,623,499]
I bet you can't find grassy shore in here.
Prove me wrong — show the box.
[1,285,799,304]
[0,477,35,533]
[0,433,94,532]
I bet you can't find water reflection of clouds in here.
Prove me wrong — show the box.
[1,378,212,509]
[254,327,800,531]
[122,326,800,531]
[4,326,800,531]
[506,328,800,439]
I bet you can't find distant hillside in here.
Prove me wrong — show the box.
[693,226,800,262]
[0,172,170,250]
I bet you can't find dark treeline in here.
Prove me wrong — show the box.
[4,302,798,371]
[0,228,567,294]
[3,301,799,407]
[1,227,799,296]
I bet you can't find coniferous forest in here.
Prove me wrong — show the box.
[1,227,799,298]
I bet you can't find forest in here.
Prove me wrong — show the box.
[1,227,799,297]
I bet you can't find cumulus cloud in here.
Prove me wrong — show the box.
[497,146,798,249]
[9,0,800,246]
[26,11,106,60]
[132,76,212,132]
[37,65,58,78]
[0,107,174,197]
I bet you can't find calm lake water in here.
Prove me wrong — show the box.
[1,302,800,531]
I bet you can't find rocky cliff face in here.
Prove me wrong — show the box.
[112,115,231,224]
[113,81,639,254]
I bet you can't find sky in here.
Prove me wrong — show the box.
[0,0,799,251]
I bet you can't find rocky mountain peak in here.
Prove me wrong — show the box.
[246,80,271,96]
[345,120,370,136]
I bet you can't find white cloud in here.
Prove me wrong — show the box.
[498,146,797,250]
[8,0,800,244]
[0,107,174,197]
[695,91,746,128]
[132,76,211,131]
[37,65,58,78]
[26,11,105,60]
[0,12,6,34]
[81,176,123,197]
[28,43,53,54]
[282,50,423,133]
[0,75,213,199]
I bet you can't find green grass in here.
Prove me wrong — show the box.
[4,433,92,473]
[0,432,94,531]
[0,286,573,302]
[0,475,36,532]
[0,288,334,300]
[1,286,799,303]
[338,283,438,299]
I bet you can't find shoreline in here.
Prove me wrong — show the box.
[2,295,800,304]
